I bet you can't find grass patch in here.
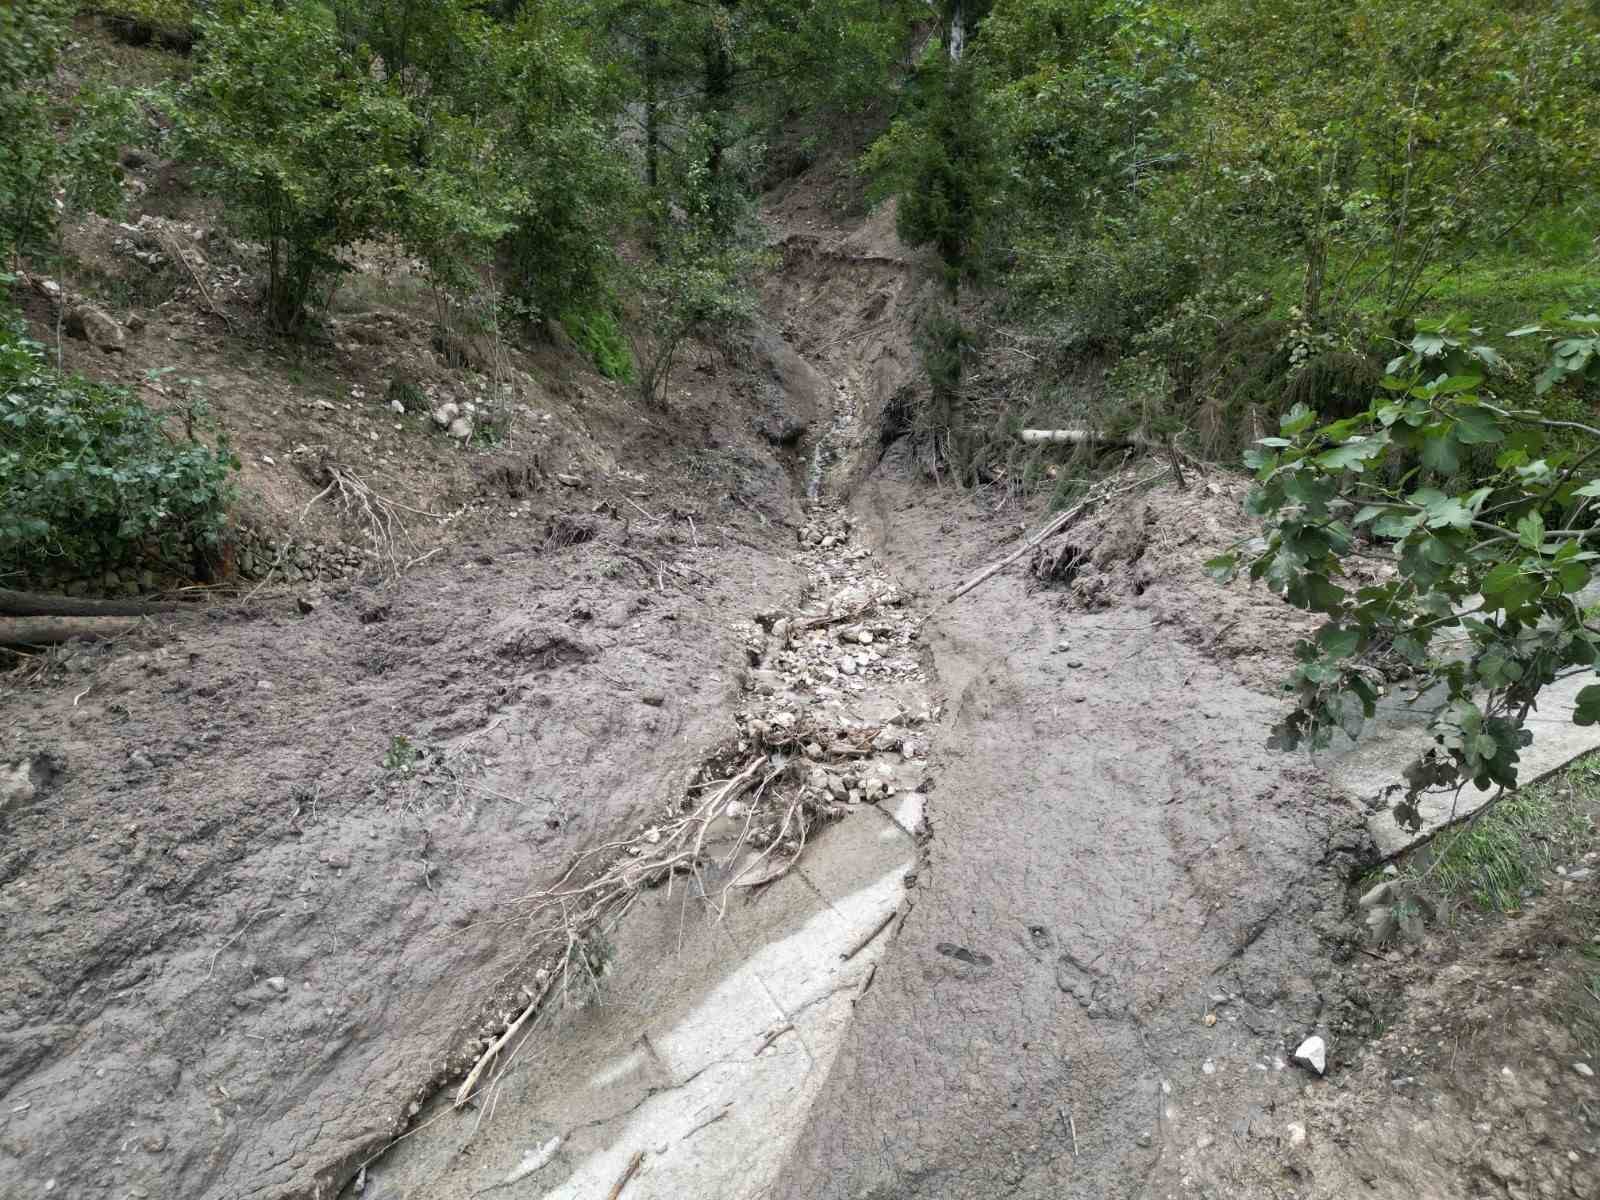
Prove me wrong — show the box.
[560,306,634,383]
[1401,756,1598,916]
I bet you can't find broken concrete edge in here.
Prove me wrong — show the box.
[1364,741,1600,864]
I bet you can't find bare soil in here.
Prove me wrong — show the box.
[4,56,1599,1197]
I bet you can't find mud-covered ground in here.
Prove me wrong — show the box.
[0,512,800,1200]
[5,106,1599,1200]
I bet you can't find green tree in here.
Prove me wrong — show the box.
[1,1,132,264]
[175,2,424,332]
[1208,313,1600,828]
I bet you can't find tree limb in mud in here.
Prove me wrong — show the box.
[941,468,1171,607]
[0,588,186,618]
[0,616,145,645]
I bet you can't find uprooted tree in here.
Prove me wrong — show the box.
[1208,312,1600,829]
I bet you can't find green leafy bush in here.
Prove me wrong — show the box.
[1,0,71,256]
[0,316,237,579]
[173,2,423,332]
[561,307,635,383]
[1208,313,1600,828]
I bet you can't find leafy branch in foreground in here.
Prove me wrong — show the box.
[1208,314,1600,829]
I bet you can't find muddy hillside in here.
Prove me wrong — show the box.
[4,187,1599,1200]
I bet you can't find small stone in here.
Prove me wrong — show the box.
[141,1132,168,1153]
[1196,1133,1214,1150]
[856,630,873,645]
[264,977,288,994]
[1202,1059,1217,1075]
[839,658,857,676]
[319,849,351,869]
[1136,1132,1152,1147]
[1293,1035,1327,1075]
[749,670,783,696]
[1567,867,1593,882]
[257,680,274,691]
[1202,1012,1217,1027]
[1285,1122,1307,1148]
[1575,1062,1595,1078]
[1066,660,1083,669]
[555,473,582,487]
[447,416,474,440]
[1358,881,1394,908]
[297,595,319,615]
[640,694,665,707]
[128,751,155,772]
[432,402,460,427]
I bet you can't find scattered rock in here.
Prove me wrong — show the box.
[447,416,474,441]
[1358,881,1394,908]
[1292,1035,1327,1075]
[297,595,320,615]
[432,402,461,428]
[1575,1062,1595,1078]
[749,670,784,696]
[1,759,41,811]
[640,694,665,708]
[264,977,288,995]
[1285,1122,1307,1148]
[127,750,155,772]
[64,303,125,353]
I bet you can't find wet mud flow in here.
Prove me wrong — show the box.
[361,205,1366,1198]
[362,496,942,1199]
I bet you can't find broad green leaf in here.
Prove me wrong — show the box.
[1316,625,1361,659]
[1575,684,1600,727]
[1452,408,1503,445]
[1420,430,1461,474]
[1516,511,1545,550]
[1279,403,1316,436]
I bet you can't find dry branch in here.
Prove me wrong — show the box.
[0,616,144,645]
[1019,428,1155,447]
[940,468,1170,607]
[607,1151,645,1200]
[0,588,185,618]
[453,948,566,1110]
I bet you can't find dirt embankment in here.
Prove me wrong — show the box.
[0,514,808,1199]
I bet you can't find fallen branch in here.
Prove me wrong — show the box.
[0,588,186,618]
[0,616,145,645]
[453,945,567,1109]
[940,468,1169,607]
[607,1151,645,1200]
[840,908,897,962]
[1020,428,1154,447]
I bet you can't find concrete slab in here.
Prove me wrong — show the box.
[1331,666,1600,858]
[364,805,917,1200]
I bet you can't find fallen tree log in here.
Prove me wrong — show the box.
[1019,428,1155,448]
[0,616,144,645]
[1020,429,1191,489]
[0,588,187,619]
[939,466,1171,608]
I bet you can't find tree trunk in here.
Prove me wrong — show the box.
[644,36,661,190]
[0,617,144,645]
[0,588,187,618]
